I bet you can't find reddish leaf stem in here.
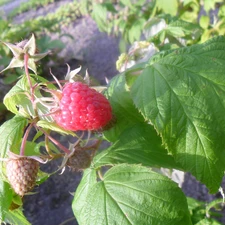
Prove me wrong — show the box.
[35,125,71,154]
[20,122,34,156]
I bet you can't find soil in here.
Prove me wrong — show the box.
[1,0,225,225]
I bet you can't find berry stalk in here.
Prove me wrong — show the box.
[35,125,71,154]
[20,122,34,156]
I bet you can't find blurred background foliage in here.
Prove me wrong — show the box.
[0,0,225,82]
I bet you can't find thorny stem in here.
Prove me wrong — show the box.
[35,125,71,154]
[20,122,34,156]
[24,53,38,116]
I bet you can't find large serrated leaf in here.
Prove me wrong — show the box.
[78,164,191,225]
[103,73,145,142]
[0,181,13,220]
[72,168,97,225]
[130,36,225,193]
[94,123,178,169]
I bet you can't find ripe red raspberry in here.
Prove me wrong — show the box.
[6,157,39,196]
[53,82,112,131]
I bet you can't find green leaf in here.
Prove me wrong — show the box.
[130,36,225,193]
[0,181,13,220]
[36,120,76,136]
[102,2,117,13]
[3,75,35,116]
[72,168,97,225]
[3,74,19,84]
[0,115,27,159]
[0,115,27,178]
[36,170,50,185]
[187,197,207,224]
[203,0,223,13]
[78,164,192,225]
[167,19,202,39]
[91,3,108,32]
[195,218,223,225]
[103,73,145,142]
[179,0,200,23]
[124,62,146,87]
[94,123,178,169]
[155,0,178,16]
[144,17,166,39]
[187,197,204,211]
[34,141,60,155]
[10,141,38,157]
[3,208,31,225]
[128,18,146,43]
[37,36,65,52]
[218,4,225,17]
[199,16,210,29]
[3,75,53,118]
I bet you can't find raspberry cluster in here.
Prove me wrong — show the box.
[53,82,112,131]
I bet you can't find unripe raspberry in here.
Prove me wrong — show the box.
[53,82,113,131]
[66,148,92,171]
[6,157,39,196]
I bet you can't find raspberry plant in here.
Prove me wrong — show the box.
[1,32,225,225]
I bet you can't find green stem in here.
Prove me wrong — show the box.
[24,54,33,99]
[24,53,38,116]
[206,198,224,218]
